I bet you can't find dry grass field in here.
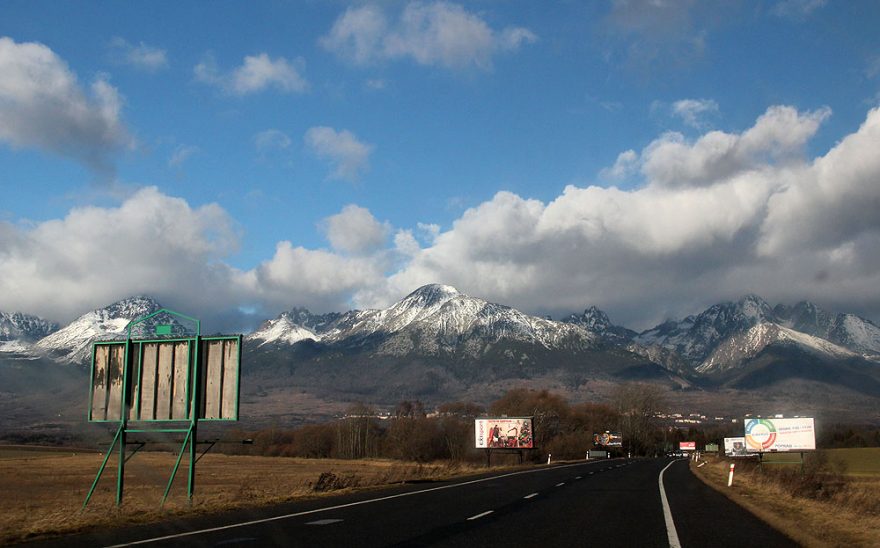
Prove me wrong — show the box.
[0,446,488,545]
[691,450,880,547]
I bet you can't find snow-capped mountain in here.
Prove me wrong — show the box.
[636,295,775,365]
[34,296,162,364]
[0,311,58,355]
[250,284,602,357]
[563,306,637,346]
[634,295,880,376]
[248,312,321,346]
[696,322,857,374]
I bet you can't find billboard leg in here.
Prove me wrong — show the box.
[162,427,193,507]
[82,424,123,510]
[116,427,126,506]
[188,421,198,504]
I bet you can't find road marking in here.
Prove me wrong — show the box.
[101,460,607,547]
[575,476,582,480]
[555,482,565,487]
[306,519,343,526]
[467,510,494,521]
[659,460,682,548]
[524,493,538,499]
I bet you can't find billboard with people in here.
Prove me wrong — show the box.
[724,437,749,457]
[475,418,534,448]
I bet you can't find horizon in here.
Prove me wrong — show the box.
[2,2,880,332]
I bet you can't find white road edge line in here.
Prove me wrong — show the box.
[102,460,605,547]
[524,493,538,499]
[659,460,682,548]
[467,510,494,521]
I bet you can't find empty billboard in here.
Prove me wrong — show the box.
[89,336,241,422]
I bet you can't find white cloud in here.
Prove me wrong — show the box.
[7,105,880,333]
[0,187,245,324]
[0,37,132,173]
[254,129,292,152]
[109,37,168,71]
[671,98,719,128]
[320,204,389,254]
[320,2,537,70]
[168,144,199,168]
[195,52,308,95]
[633,105,830,188]
[361,105,880,328]
[304,126,373,182]
[601,149,639,180]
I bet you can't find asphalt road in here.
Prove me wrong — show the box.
[22,458,796,547]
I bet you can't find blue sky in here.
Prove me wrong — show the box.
[2,1,880,332]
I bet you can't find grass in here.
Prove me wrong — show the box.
[691,450,880,547]
[0,446,492,545]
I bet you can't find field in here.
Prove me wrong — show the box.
[692,448,880,547]
[0,446,488,545]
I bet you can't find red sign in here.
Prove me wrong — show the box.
[679,441,696,451]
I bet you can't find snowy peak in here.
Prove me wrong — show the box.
[697,322,857,374]
[0,311,58,341]
[637,295,775,364]
[563,306,637,345]
[34,296,163,364]
[247,312,320,346]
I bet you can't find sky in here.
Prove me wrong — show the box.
[1,0,880,333]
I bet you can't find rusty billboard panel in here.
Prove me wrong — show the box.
[89,336,240,423]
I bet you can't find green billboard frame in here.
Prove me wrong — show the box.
[83,309,242,508]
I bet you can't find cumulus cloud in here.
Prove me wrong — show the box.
[671,98,719,128]
[0,36,132,173]
[0,187,245,324]
[320,1,537,70]
[7,105,880,333]
[195,52,308,95]
[109,37,168,71]
[320,204,389,254]
[359,105,880,328]
[304,126,373,181]
[627,105,830,188]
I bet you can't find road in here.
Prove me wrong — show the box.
[23,458,795,547]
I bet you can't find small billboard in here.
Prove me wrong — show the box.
[475,417,533,449]
[724,437,748,457]
[593,431,623,447]
[744,417,815,452]
[679,441,696,451]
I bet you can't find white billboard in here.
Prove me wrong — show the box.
[475,418,533,449]
[744,418,815,452]
[724,437,748,457]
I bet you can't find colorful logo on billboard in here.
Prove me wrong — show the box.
[745,419,777,450]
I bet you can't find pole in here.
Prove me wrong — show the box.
[727,462,736,487]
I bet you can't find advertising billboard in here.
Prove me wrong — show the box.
[593,431,623,447]
[744,418,815,452]
[475,418,533,449]
[724,437,748,457]
[679,441,696,451]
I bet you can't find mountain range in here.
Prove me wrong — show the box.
[3,285,880,428]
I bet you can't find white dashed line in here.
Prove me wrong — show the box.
[524,493,538,499]
[555,482,565,487]
[467,510,494,521]
[306,519,343,526]
[575,476,582,480]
